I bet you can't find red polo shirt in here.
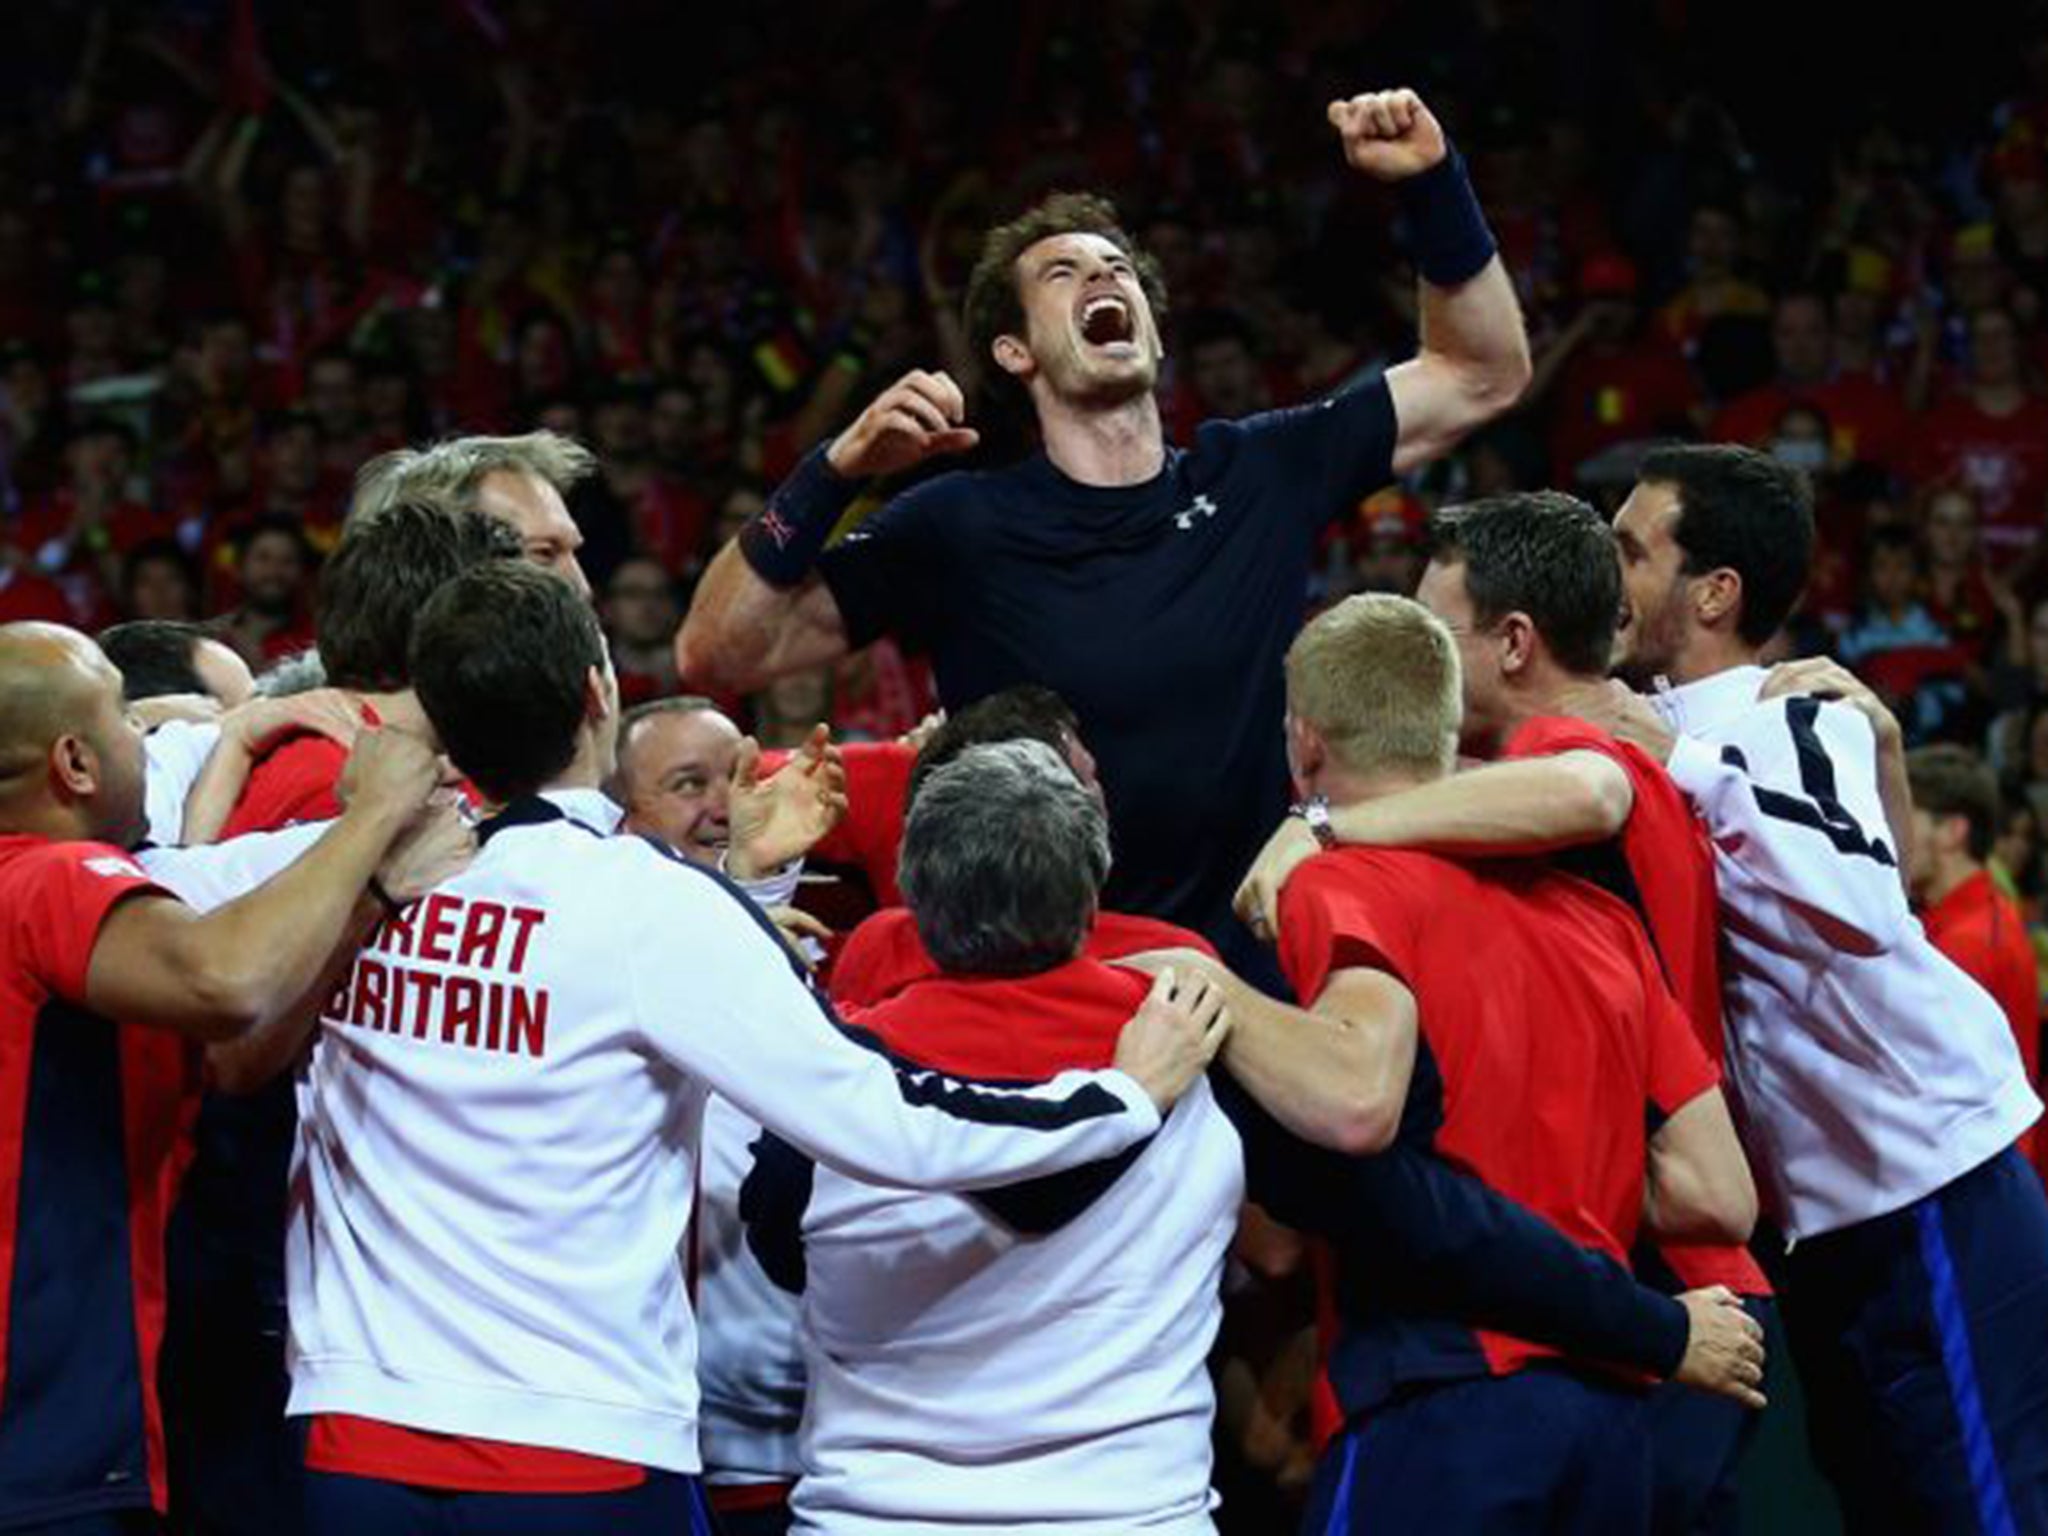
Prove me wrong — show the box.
[1923,869,2040,1164]
[1278,847,1718,1380]
[0,838,193,1524]
[1502,717,1770,1298]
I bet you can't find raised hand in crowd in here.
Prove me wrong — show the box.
[725,723,848,880]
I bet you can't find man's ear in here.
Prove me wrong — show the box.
[1498,612,1538,676]
[49,732,97,799]
[991,333,1034,381]
[584,664,612,725]
[1285,713,1326,790]
[1693,567,1743,632]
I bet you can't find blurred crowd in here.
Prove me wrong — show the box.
[3,0,2048,900]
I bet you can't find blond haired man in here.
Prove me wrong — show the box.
[1245,595,1755,1535]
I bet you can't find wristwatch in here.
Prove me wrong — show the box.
[1291,793,1338,851]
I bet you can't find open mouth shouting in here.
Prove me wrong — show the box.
[1077,291,1139,355]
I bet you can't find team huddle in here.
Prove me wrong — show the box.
[2,88,2046,1536]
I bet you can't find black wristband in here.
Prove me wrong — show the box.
[368,875,405,920]
[738,443,860,589]
[1396,146,1498,289]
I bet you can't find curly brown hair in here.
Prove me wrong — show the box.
[961,192,1169,418]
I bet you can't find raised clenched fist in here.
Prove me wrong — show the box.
[1328,89,1447,182]
[826,369,980,480]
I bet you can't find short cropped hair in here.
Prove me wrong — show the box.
[899,740,1110,978]
[1908,743,2000,863]
[1640,444,1815,646]
[352,430,597,524]
[963,192,1168,415]
[1285,594,1461,779]
[99,620,205,702]
[1428,492,1623,677]
[411,561,607,802]
[611,695,728,794]
[316,502,522,691]
[908,685,1081,806]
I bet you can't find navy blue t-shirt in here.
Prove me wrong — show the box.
[820,380,1399,953]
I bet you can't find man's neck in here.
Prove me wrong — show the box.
[1035,391,1167,487]
[0,795,92,844]
[1492,659,1593,742]
[1314,762,1436,810]
[1922,854,1984,910]
[1658,632,1761,688]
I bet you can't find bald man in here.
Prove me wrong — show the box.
[0,622,455,1531]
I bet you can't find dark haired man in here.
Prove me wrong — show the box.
[681,90,1531,965]
[163,501,523,1536]
[1907,744,2042,1162]
[100,619,254,708]
[284,560,1222,1532]
[1590,444,2048,1532]
[1238,492,1773,1532]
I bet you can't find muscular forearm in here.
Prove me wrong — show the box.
[1218,969,1415,1156]
[1417,255,1531,399]
[178,803,411,1030]
[207,906,375,1093]
[1330,753,1630,857]
[676,544,850,692]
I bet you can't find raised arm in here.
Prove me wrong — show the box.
[676,369,977,693]
[1236,750,1633,935]
[83,728,439,1041]
[644,878,1230,1190]
[1324,91,1531,476]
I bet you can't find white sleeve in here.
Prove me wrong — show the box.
[633,864,1161,1191]
[1665,697,1909,955]
[143,720,222,847]
[140,822,331,913]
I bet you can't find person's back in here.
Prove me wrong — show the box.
[294,794,723,1467]
[773,955,1241,1534]
[1281,849,1700,1325]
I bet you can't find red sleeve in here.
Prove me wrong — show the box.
[220,735,348,838]
[809,743,914,904]
[1644,956,1718,1118]
[10,842,166,1002]
[1275,852,1425,1004]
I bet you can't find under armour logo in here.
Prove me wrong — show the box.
[1174,494,1218,531]
[759,505,796,549]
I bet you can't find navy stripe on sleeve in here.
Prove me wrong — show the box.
[641,834,1141,1131]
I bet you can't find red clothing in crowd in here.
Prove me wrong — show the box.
[1713,375,1910,472]
[1922,870,2041,1165]
[1909,394,2048,553]
[1550,341,1699,478]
